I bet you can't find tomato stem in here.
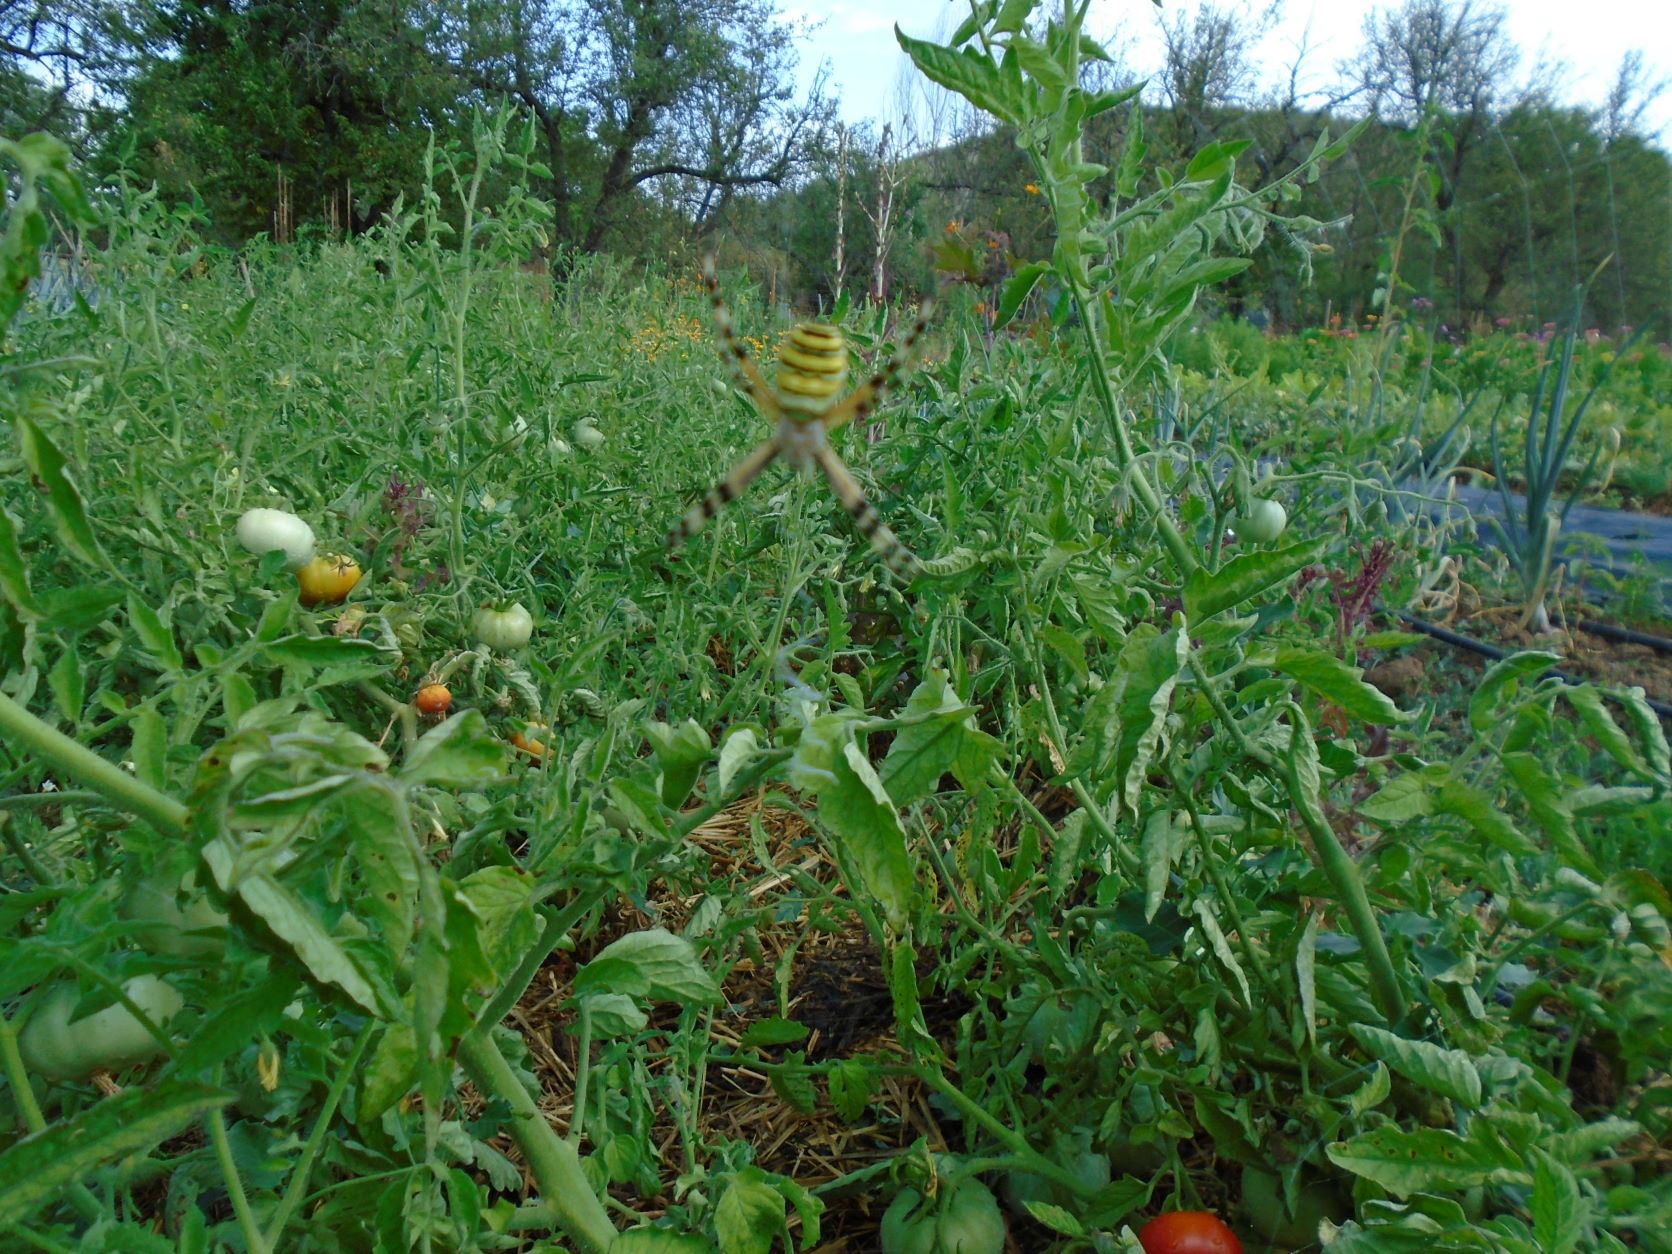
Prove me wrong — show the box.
[0,692,188,839]
[455,1030,617,1253]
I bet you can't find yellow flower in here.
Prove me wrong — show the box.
[1025,183,1040,195]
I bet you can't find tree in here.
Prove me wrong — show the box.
[1156,1,1277,152]
[111,1,455,241]
[439,0,832,253]
[0,0,129,139]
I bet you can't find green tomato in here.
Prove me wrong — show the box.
[472,602,534,651]
[235,507,316,569]
[882,1188,938,1254]
[120,872,228,959]
[935,1179,1006,1254]
[19,975,184,1081]
[1237,498,1288,543]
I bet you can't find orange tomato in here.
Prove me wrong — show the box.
[415,683,452,716]
[297,554,363,607]
[509,719,553,761]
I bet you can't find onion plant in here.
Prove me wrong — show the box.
[1488,287,1642,633]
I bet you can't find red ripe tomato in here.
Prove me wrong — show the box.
[1138,1212,1242,1254]
[415,683,452,717]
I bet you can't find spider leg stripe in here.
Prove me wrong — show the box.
[810,444,919,580]
[669,438,781,548]
[826,298,935,436]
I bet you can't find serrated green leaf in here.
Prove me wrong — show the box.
[1358,766,1443,823]
[1434,779,1537,854]
[131,705,168,791]
[820,742,915,931]
[578,928,720,1005]
[647,717,712,808]
[1349,1024,1481,1106]
[1469,652,1560,732]
[260,632,391,672]
[718,727,762,795]
[1140,809,1179,921]
[895,28,1021,125]
[1273,647,1410,724]
[880,670,1002,804]
[740,1017,810,1049]
[1348,1061,1392,1116]
[1500,753,1597,875]
[1531,1151,1583,1254]
[1024,1201,1084,1236]
[0,504,40,616]
[1562,684,1654,782]
[0,1082,231,1224]
[1297,912,1318,1048]
[997,261,1050,327]
[47,641,83,724]
[168,973,301,1076]
[714,1166,784,1254]
[827,1058,877,1122]
[1327,1123,1525,1197]
[402,709,506,788]
[1184,537,1329,620]
[15,414,105,568]
[127,592,185,672]
[202,841,381,1013]
[360,1021,418,1122]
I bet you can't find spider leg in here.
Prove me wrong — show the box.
[809,443,919,580]
[823,296,935,436]
[669,438,781,550]
[701,256,777,412]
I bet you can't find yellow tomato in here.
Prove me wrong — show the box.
[297,554,363,607]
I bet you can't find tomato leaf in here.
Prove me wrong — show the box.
[1468,651,1560,733]
[576,928,720,1005]
[819,742,915,931]
[646,718,712,808]
[167,971,301,1076]
[15,414,106,569]
[1183,537,1329,620]
[881,670,1002,804]
[0,504,40,617]
[1327,1123,1524,1197]
[1349,1024,1482,1107]
[202,841,382,1014]
[1272,646,1410,724]
[0,1082,231,1226]
[714,1165,785,1254]
[402,709,507,788]
[127,592,185,673]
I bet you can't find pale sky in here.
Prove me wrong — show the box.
[790,0,1672,144]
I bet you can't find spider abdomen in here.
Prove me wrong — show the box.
[776,323,848,413]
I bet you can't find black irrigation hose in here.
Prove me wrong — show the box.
[1389,609,1672,722]
[1570,619,1672,654]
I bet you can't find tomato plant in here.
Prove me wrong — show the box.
[297,554,363,606]
[1138,1211,1242,1254]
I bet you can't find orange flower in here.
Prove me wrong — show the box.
[946,220,962,233]
[1025,182,1040,195]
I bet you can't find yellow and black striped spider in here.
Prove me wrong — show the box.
[668,257,933,579]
